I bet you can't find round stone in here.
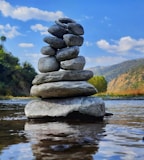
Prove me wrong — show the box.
[38,56,60,73]
[41,46,56,56]
[60,56,85,70]
[63,34,84,46]
[56,46,79,61]
[55,18,76,29]
[43,36,66,49]
[48,24,68,38]
[67,23,84,35]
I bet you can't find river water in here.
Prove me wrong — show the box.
[0,99,144,160]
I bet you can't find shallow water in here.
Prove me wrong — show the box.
[0,99,144,160]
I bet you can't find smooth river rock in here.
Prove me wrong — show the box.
[55,18,76,29]
[30,81,97,98]
[25,97,105,118]
[60,56,85,70]
[41,46,56,56]
[56,46,79,61]
[67,23,84,35]
[63,34,84,46]
[32,70,94,85]
[38,56,60,73]
[43,36,66,49]
[48,24,68,38]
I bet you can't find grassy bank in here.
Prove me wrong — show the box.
[95,92,144,100]
[0,96,34,100]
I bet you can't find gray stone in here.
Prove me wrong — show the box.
[38,56,60,73]
[32,70,93,85]
[55,18,76,29]
[67,23,84,35]
[30,81,97,98]
[44,36,66,49]
[48,24,68,38]
[56,46,79,61]
[41,46,56,56]
[63,34,84,46]
[25,97,105,118]
[60,56,85,70]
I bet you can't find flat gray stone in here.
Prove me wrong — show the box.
[38,56,60,73]
[30,81,97,98]
[48,24,68,38]
[41,46,56,55]
[25,97,105,118]
[56,46,79,61]
[63,34,84,46]
[60,56,85,70]
[32,70,93,85]
[44,36,66,49]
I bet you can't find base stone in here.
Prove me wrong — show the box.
[25,97,105,121]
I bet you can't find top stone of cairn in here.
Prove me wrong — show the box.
[48,18,84,37]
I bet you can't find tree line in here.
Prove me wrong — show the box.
[0,36,37,96]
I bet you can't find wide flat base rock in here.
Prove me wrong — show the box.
[25,97,105,121]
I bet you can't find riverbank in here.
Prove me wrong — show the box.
[1,95,144,101]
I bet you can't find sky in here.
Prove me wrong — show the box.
[0,0,144,71]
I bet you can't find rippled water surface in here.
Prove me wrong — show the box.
[0,99,144,160]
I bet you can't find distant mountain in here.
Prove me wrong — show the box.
[88,58,144,82]
[107,64,144,94]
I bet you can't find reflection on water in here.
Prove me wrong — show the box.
[0,99,144,160]
[25,121,106,160]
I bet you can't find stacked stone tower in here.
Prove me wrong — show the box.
[25,18,105,121]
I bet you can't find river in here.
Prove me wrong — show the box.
[0,99,144,160]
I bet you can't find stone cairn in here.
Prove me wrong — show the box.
[25,18,105,121]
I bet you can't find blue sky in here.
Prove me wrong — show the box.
[0,0,144,71]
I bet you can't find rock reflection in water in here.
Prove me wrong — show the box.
[25,121,106,160]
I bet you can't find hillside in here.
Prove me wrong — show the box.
[89,58,144,82]
[107,64,144,95]
[0,47,37,96]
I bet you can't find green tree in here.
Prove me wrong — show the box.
[21,61,37,84]
[88,75,107,92]
[0,46,37,96]
[0,36,6,49]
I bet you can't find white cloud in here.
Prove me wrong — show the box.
[19,43,34,48]
[96,36,144,54]
[84,41,94,47]
[31,24,48,35]
[0,24,21,38]
[0,0,64,21]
